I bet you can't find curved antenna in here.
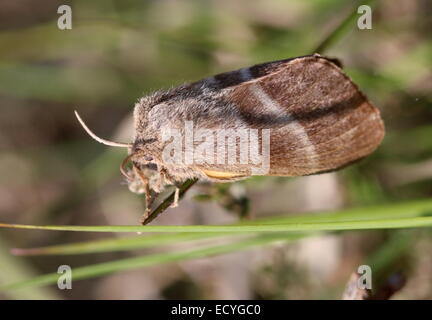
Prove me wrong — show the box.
[120,153,135,181]
[120,150,148,181]
[74,110,132,148]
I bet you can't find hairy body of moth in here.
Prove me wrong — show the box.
[160,122,271,174]
[76,54,385,223]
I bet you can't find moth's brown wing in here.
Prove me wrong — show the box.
[192,54,384,179]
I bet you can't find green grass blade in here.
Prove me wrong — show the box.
[4,217,432,233]
[251,198,432,225]
[11,232,237,256]
[1,199,432,233]
[1,232,304,291]
[313,0,376,54]
[0,236,60,299]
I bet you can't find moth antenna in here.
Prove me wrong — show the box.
[120,150,146,180]
[74,110,132,148]
[120,153,135,180]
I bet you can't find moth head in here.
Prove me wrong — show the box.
[74,110,154,182]
[126,162,159,194]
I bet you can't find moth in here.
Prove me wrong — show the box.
[75,54,385,224]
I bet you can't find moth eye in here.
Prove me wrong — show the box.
[146,163,158,171]
[144,155,153,161]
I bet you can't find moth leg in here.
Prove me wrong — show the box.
[133,165,153,224]
[151,172,165,193]
[171,187,180,208]
[159,167,180,208]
